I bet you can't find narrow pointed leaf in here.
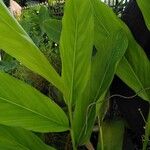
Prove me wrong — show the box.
[90,0,127,100]
[0,125,55,150]
[60,0,94,105]
[0,1,64,93]
[60,0,94,146]
[76,0,128,144]
[117,22,150,101]
[137,0,150,31]
[91,30,128,100]
[91,0,150,101]
[77,30,128,145]
[117,56,150,101]
[0,72,69,132]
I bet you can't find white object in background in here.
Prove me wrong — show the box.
[9,0,22,17]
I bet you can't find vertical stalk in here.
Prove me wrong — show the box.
[99,126,104,150]
[98,116,104,150]
[68,106,77,150]
[143,106,150,150]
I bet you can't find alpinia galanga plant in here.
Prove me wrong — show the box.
[0,0,150,149]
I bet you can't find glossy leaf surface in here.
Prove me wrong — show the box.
[60,0,94,105]
[91,0,150,101]
[0,125,55,150]
[0,72,69,132]
[60,0,94,146]
[76,0,128,144]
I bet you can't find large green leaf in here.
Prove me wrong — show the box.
[89,0,128,101]
[97,120,124,150]
[0,72,69,132]
[116,22,150,101]
[75,0,128,145]
[90,0,121,36]
[60,0,94,105]
[74,30,128,145]
[0,125,55,150]
[0,1,64,93]
[90,0,150,101]
[91,31,128,100]
[60,0,94,146]
[137,0,150,31]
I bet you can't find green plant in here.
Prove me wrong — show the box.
[0,0,150,149]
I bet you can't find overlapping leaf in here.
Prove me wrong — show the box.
[116,22,150,101]
[0,72,69,132]
[79,31,128,144]
[91,0,150,101]
[0,125,55,150]
[60,0,93,105]
[137,0,150,31]
[89,0,128,101]
[75,0,128,144]
[60,0,94,145]
[0,1,63,93]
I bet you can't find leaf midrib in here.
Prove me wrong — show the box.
[0,96,63,127]
[69,4,78,105]
[90,0,110,36]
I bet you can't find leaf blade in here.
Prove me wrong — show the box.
[60,0,94,105]
[60,0,94,146]
[0,125,55,150]
[0,1,64,93]
[0,72,69,132]
[137,0,150,31]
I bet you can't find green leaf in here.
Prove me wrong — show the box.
[0,1,64,93]
[97,120,124,150]
[0,125,55,150]
[77,30,128,145]
[137,0,150,31]
[60,0,94,146]
[90,0,121,36]
[0,72,69,132]
[90,0,150,101]
[91,30,128,100]
[117,56,150,101]
[90,0,128,100]
[60,0,94,106]
[117,22,150,101]
[76,0,128,144]
[43,19,62,43]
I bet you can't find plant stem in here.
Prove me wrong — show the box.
[68,105,77,150]
[98,116,104,150]
[99,126,104,150]
[143,107,150,150]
